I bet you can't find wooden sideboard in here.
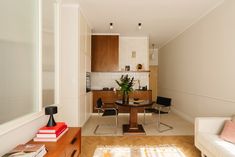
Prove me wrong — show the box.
[28,127,81,157]
[93,90,152,113]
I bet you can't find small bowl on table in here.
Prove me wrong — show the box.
[133,98,139,101]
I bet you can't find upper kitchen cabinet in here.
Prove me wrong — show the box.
[91,35,119,72]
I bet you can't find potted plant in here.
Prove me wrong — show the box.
[115,74,134,103]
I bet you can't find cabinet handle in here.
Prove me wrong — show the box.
[71,149,77,157]
[70,137,77,144]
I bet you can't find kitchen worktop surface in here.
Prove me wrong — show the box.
[92,89,152,91]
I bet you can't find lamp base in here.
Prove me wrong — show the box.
[47,115,57,127]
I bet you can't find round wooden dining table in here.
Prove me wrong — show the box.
[115,100,154,135]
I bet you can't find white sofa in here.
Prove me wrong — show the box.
[195,117,235,157]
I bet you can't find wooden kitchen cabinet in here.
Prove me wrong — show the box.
[93,91,117,110]
[91,35,119,72]
[28,128,81,157]
[129,90,152,100]
[92,90,152,113]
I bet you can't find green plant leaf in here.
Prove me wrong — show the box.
[115,74,134,94]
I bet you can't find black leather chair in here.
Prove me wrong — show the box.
[94,98,118,134]
[144,96,173,132]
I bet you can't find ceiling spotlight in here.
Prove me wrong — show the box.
[109,23,113,29]
[138,23,142,29]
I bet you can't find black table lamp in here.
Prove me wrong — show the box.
[45,106,58,127]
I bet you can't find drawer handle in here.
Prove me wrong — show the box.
[71,149,77,157]
[70,137,77,144]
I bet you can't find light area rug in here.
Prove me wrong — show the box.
[93,145,186,157]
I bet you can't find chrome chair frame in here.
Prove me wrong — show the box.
[144,96,173,132]
[156,104,173,132]
[94,98,118,135]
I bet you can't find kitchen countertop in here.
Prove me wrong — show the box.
[92,89,152,92]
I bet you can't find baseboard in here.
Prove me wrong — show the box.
[171,108,195,124]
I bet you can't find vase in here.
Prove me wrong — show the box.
[122,92,129,103]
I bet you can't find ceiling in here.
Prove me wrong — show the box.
[78,0,224,48]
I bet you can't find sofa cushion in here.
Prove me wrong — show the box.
[220,120,235,143]
[231,115,235,122]
[197,133,235,157]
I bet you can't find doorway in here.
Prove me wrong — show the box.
[149,66,158,101]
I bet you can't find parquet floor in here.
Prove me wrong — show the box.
[81,136,201,157]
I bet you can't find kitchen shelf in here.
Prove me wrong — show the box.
[91,70,150,73]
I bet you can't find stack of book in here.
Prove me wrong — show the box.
[33,122,68,142]
[2,144,46,157]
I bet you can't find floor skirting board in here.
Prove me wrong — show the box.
[171,107,194,124]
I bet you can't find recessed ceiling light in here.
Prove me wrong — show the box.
[138,23,142,29]
[110,23,113,29]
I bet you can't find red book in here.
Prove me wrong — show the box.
[38,122,67,134]
[34,128,69,142]
[36,126,67,138]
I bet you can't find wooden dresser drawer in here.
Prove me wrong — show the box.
[65,130,81,157]
[27,128,81,157]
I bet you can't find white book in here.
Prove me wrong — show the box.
[36,133,57,138]
[2,144,45,157]
[33,128,68,142]
[36,148,47,157]
[36,127,67,138]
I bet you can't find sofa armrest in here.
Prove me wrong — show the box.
[195,117,230,135]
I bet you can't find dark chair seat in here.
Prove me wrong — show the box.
[94,98,118,134]
[144,108,168,114]
[102,109,118,116]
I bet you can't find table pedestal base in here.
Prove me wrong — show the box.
[122,124,146,135]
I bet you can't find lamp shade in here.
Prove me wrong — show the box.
[45,106,57,115]
[45,106,57,127]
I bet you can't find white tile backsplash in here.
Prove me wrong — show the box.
[91,72,149,90]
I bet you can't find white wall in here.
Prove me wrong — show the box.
[0,114,47,156]
[59,4,79,127]
[119,37,149,71]
[158,0,235,123]
[58,3,92,127]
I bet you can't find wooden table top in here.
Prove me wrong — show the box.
[115,100,154,107]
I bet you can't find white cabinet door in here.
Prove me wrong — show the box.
[79,94,86,126]
[85,92,92,121]
[86,24,91,56]
[89,92,93,117]
[80,52,86,95]
[85,55,91,72]
[80,13,87,53]
[85,23,91,72]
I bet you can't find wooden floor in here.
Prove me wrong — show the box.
[81,136,201,157]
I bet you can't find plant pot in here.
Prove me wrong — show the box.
[122,92,129,103]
